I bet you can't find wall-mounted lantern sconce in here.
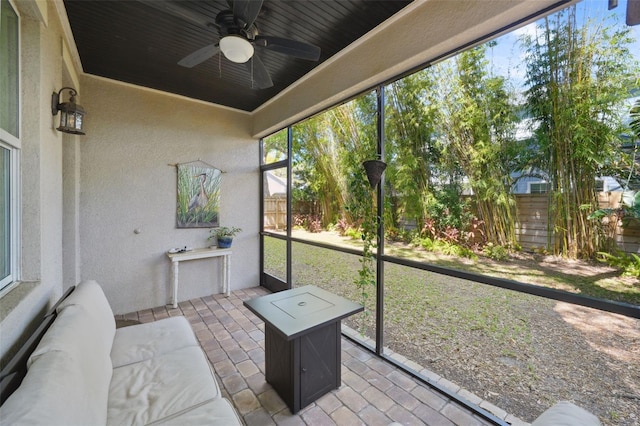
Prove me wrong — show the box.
[51,87,86,135]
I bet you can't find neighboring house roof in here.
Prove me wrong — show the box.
[265,171,286,196]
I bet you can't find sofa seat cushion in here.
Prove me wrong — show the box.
[107,346,222,425]
[146,398,243,425]
[111,316,198,368]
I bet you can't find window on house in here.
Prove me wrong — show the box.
[530,182,551,194]
[0,0,19,291]
[595,178,605,192]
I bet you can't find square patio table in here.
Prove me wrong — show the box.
[243,285,363,413]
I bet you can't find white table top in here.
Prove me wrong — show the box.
[166,247,232,261]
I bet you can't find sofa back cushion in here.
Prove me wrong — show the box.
[1,301,113,425]
[56,280,116,346]
[0,348,108,426]
[30,280,115,369]
[0,281,116,425]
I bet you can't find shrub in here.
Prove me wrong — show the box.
[345,227,362,240]
[598,251,640,278]
[625,254,640,278]
[292,214,323,233]
[334,218,350,236]
[415,237,476,259]
[292,214,306,230]
[436,240,477,259]
[483,243,509,261]
[386,227,414,243]
[307,216,322,233]
[413,237,434,251]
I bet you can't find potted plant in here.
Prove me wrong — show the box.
[344,159,386,335]
[208,226,242,248]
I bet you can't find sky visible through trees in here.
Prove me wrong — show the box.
[265,0,640,261]
[491,0,640,96]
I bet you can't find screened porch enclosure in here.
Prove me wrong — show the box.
[258,2,640,422]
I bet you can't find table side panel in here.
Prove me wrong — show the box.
[300,321,340,408]
[265,324,299,412]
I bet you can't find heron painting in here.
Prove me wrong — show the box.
[176,161,221,228]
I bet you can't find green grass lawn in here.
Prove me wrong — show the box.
[264,231,639,311]
[265,236,543,345]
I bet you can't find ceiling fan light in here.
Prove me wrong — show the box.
[219,35,254,63]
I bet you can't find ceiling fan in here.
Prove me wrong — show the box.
[139,0,321,89]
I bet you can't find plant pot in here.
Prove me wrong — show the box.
[217,236,233,248]
[363,159,387,188]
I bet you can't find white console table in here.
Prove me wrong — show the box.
[166,247,232,308]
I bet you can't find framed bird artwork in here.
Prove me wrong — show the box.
[176,160,222,228]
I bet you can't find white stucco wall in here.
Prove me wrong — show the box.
[1,1,68,364]
[78,77,259,314]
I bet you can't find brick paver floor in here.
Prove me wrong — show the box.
[116,287,502,426]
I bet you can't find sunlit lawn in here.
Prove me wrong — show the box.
[267,230,640,305]
[263,233,548,344]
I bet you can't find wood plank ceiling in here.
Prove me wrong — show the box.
[63,0,412,111]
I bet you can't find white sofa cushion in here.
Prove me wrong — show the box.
[148,398,243,425]
[29,303,113,367]
[111,316,198,368]
[0,349,107,426]
[22,303,113,424]
[56,280,116,349]
[107,346,222,425]
[532,401,601,426]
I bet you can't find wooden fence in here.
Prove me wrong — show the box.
[265,193,640,254]
[515,193,640,254]
[264,195,287,230]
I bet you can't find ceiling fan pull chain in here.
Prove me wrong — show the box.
[251,57,255,89]
[218,53,222,78]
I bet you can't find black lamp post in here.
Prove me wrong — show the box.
[51,87,86,135]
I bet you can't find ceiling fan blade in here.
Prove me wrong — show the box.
[254,35,321,61]
[178,44,220,68]
[628,0,640,26]
[136,0,217,29]
[245,54,273,89]
[233,0,263,29]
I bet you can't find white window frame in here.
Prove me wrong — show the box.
[595,178,605,192]
[0,0,21,295]
[528,181,551,194]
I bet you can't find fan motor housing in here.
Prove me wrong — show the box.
[216,10,242,36]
